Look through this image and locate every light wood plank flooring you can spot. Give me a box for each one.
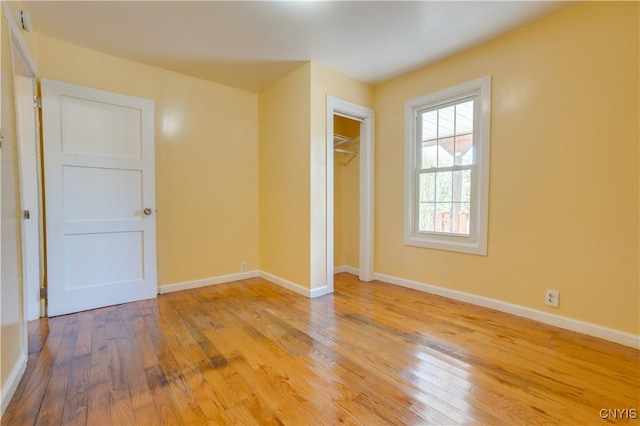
[3,273,639,425]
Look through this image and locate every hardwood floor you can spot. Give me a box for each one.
[3,273,639,425]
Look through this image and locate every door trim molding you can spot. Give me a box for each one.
[0,354,26,415]
[14,75,41,321]
[1,3,38,416]
[4,3,37,77]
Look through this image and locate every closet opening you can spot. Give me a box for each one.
[325,96,374,293]
[333,115,361,276]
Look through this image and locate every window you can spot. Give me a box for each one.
[404,76,491,255]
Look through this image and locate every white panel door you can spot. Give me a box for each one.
[42,79,156,316]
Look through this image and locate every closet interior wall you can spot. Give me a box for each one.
[333,115,360,270]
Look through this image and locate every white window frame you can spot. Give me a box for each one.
[404,76,491,255]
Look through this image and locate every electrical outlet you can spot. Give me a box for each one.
[240,262,247,273]
[545,289,559,308]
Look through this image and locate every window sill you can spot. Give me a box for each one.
[404,234,487,256]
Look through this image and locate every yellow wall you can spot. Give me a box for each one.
[258,62,373,290]
[36,35,260,287]
[375,2,639,334]
[258,63,311,287]
[333,115,360,268]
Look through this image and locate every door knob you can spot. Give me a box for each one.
[143,208,153,216]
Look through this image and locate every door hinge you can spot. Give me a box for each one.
[34,96,42,109]
[23,210,30,220]
[40,287,47,299]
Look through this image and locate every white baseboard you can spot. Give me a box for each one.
[159,270,260,294]
[160,270,332,299]
[258,271,313,298]
[310,285,333,298]
[1,351,26,416]
[334,265,359,275]
[260,271,331,298]
[374,272,640,349]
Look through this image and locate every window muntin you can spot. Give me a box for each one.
[404,76,490,255]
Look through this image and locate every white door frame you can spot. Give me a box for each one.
[326,96,375,286]
[9,18,40,322]
[8,6,39,326]
[1,3,38,413]
[14,74,41,321]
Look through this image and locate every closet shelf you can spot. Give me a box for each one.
[334,148,359,155]
[333,134,359,156]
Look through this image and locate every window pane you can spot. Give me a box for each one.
[437,139,454,167]
[456,100,474,135]
[420,110,438,169]
[435,203,452,233]
[420,100,475,169]
[419,173,435,202]
[422,110,438,142]
[460,170,471,203]
[435,171,452,202]
[438,105,455,139]
[418,202,435,233]
[450,169,472,204]
[459,144,474,166]
[453,203,471,235]
[455,100,474,166]
[433,169,472,235]
[421,144,438,169]
[437,106,455,167]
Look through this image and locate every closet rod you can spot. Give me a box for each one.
[333,134,354,144]
[334,148,359,156]
[334,134,359,147]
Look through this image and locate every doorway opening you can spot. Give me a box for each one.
[326,96,374,292]
[333,115,360,275]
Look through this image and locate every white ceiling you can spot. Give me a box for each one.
[23,1,572,92]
